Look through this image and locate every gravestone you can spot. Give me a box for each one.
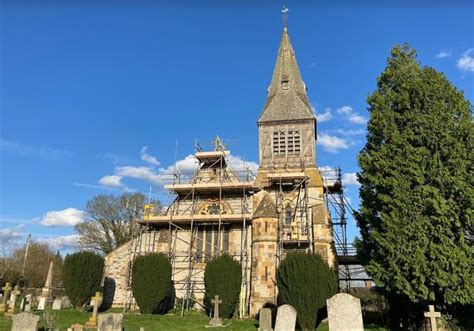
[259,307,272,331]
[275,304,297,331]
[61,296,71,308]
[0,282,12,313]
[97,313,124,331]
[424,305,441,331]
[52,298,62,310]
[19,297,26,311]
[327,293,363,331]
[85,291,103,328]
[5,285,21,317]
[209,295,223,326]
[37,297,47,310]
[24,294,32,312]
[71,324,84,331]
[11,312,40,331]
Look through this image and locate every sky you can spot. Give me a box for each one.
[1,0,473,253]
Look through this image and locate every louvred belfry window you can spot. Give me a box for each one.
[287,130,300,155]
[273,130,286,155]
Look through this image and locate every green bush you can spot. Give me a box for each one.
[204,254,242,318]
[131,253,172,314]
[63,251,104,309]
[276,252,338,331]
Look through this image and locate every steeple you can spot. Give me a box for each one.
[258,27,315,124]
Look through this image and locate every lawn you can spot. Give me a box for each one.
[0,309,387,330]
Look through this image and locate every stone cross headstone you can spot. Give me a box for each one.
[85,291,103,328]
[11,312,40,331]
[0,282,12,312]
[52,298,62,310]
[259,307,272,331]
[275,304,297,331]
[424,305,441,331]
[97,313,124,331]
[5,285,21,317]
[327,293,364,331]
[209,295,223,326]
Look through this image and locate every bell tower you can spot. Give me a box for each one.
[251,24,336,317]
[257,26,317,170]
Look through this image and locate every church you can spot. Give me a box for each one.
[103,25,336,317]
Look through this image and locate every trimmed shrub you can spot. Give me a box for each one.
[131,253,172,314]
[204,254,242,318]
[63,251,104,309]
[276,252,338,331]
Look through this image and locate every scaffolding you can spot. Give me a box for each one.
[320,167,372,290]
[125,138,255,317]
[267,164,314,265]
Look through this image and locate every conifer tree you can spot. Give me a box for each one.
[357,45,473,319]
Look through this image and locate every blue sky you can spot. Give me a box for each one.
[1,1,473,252]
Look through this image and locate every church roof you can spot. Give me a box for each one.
[258,28,315,124]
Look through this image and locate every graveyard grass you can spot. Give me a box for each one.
[0,309,388,330]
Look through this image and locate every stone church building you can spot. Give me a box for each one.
[104,26,336,317]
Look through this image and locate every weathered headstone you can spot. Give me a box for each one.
[327,293,364,331]
[275,304,297,331]
[71,324,84,331]
[37,297,47,310]
[0,282,12,313]
[259,307,272,331]
[23,294,32,312]
[209,295,223,326]
[61,296,71,308]
[424,305,441,331]
[5,285,21,317]
[52,298,62,310]
[97,313,124,331]
[11,312,40,331]
[85,291,103,328]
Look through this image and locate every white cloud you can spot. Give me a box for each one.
[0,139,72,160]
[342,172,360,186]
[227,154,259,176]
[347,113,367,124]
[315,108,333,123]
[436,50,452,59]
[335,106,367,124]
[100,152,258,188]
[335,128,365,136]
[0,227,23,239]
[457,48,474,72]
[98,175,127,189]
[140,146,160,166]
[336,105,354,115]
[39,234,79,251]
[116,166,163,185]
[317,133,350,153]
[41,208,85,227]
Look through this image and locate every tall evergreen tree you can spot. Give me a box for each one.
[356,45,473,312]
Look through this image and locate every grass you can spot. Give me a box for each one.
[0,309,388,330]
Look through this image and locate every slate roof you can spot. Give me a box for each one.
[258,28,315,124]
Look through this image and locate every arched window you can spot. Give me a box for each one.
[284,205,292,226]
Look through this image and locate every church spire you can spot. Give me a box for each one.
[258,25,314,124]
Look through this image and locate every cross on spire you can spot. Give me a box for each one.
[281,6,289,29]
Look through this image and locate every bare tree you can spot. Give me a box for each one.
[0,233,18,281]
[75,192,160,254]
